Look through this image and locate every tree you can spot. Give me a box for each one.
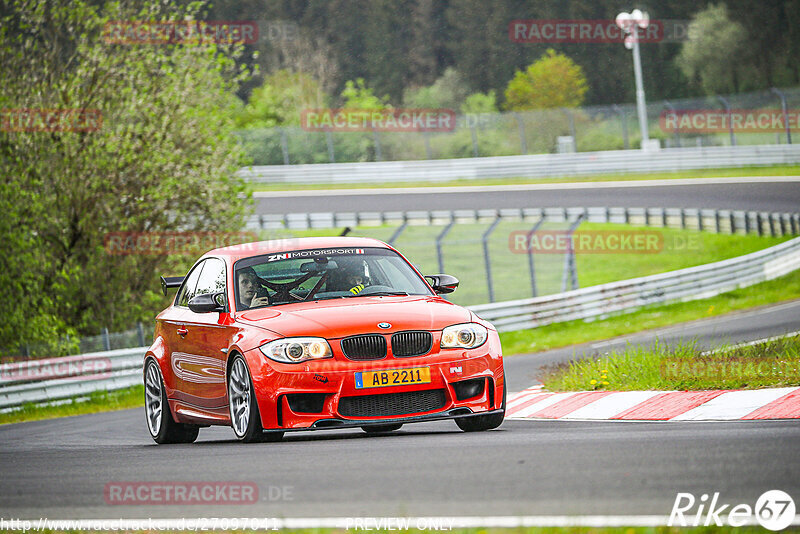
[341,79,391,109]
[676,4,751,94]
[403,68,471,110]
[236,70,327,128]
[0,0,251,353]
[503,49,588,111]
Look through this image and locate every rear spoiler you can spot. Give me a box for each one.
[160,276,185,296]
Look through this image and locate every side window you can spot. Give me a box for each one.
[194,258,226,298]
[176,261,205,307]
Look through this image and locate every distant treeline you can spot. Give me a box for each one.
[205,0,800,106]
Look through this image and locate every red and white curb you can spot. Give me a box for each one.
[506,385,800,421]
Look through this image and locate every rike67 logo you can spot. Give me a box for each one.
[669,490,796,530]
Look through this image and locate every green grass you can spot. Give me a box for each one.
[0,384,143,425]
[499,268,800,357]
[246,164,800,192]
[270,222,792,307]
[541,335,800,392]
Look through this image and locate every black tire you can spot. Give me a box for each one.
[455,380,506,432]
[361,423,403,433]
[144,359,199,444]
[228,354,284,443]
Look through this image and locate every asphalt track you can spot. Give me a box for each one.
[1,300,799,520]
[254,176,800,215]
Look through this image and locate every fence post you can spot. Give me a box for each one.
[482,217,502,302]
[613,105,629,149]
[563,108,577,152]
[561,214,584,292]
[729,211,737,234]
[423,132,433,159]
[680,208,686,229]
[435,219,456,273]
[756,213,764,236]
[137,322,146,347]
[527,218,546,297]
[102,327,111,351]
[514,112,528,154]
[663,100,680,148]
[372,128,382,161]
[714,210,721,233]
[769,213,777,237]
[717,96,736,146]
[470,124,479,157]
[771,88,792,144]
[280,128,290,165]
[325,130,335,162]
[388,216,408,246]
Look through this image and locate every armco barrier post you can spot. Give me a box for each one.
[103,327,111,351]
[482,217,502,302]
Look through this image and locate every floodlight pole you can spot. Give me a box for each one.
[630,29,649,144]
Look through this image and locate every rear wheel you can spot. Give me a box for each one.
[228,355,283,443]
[455,380,505,432]
[144,359,199,444]
[361,423,403,433]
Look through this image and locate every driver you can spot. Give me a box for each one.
[329,259,369,295]
[238,267,270,309]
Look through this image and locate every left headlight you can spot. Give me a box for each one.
[440,323,488,349]
[259,337,333,364]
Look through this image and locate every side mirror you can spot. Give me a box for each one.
[188,292,226,313]
[425,274,459,294]
[160,275,185,296]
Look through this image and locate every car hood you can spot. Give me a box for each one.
[234,295,471,339]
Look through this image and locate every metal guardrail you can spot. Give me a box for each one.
[470,235,800,332]
[0,347,143,410]
[3,209,800,410]
[247,206,800,236]
[238,144,800,184]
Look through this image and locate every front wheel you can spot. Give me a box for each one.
[455,380,505,432]
[144,359,199,444]
[228,355,283,443]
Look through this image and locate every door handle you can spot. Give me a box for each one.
[177,327,189,337]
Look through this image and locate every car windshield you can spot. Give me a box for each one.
[234,247,432,310]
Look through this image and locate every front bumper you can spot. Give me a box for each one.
[244,334,504,431]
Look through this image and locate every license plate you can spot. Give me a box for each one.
[355,367,431,389]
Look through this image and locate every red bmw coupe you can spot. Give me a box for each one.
[145,237,505,443]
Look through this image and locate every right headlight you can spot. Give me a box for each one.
[440,323,488,349]
[259,337,333,363]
